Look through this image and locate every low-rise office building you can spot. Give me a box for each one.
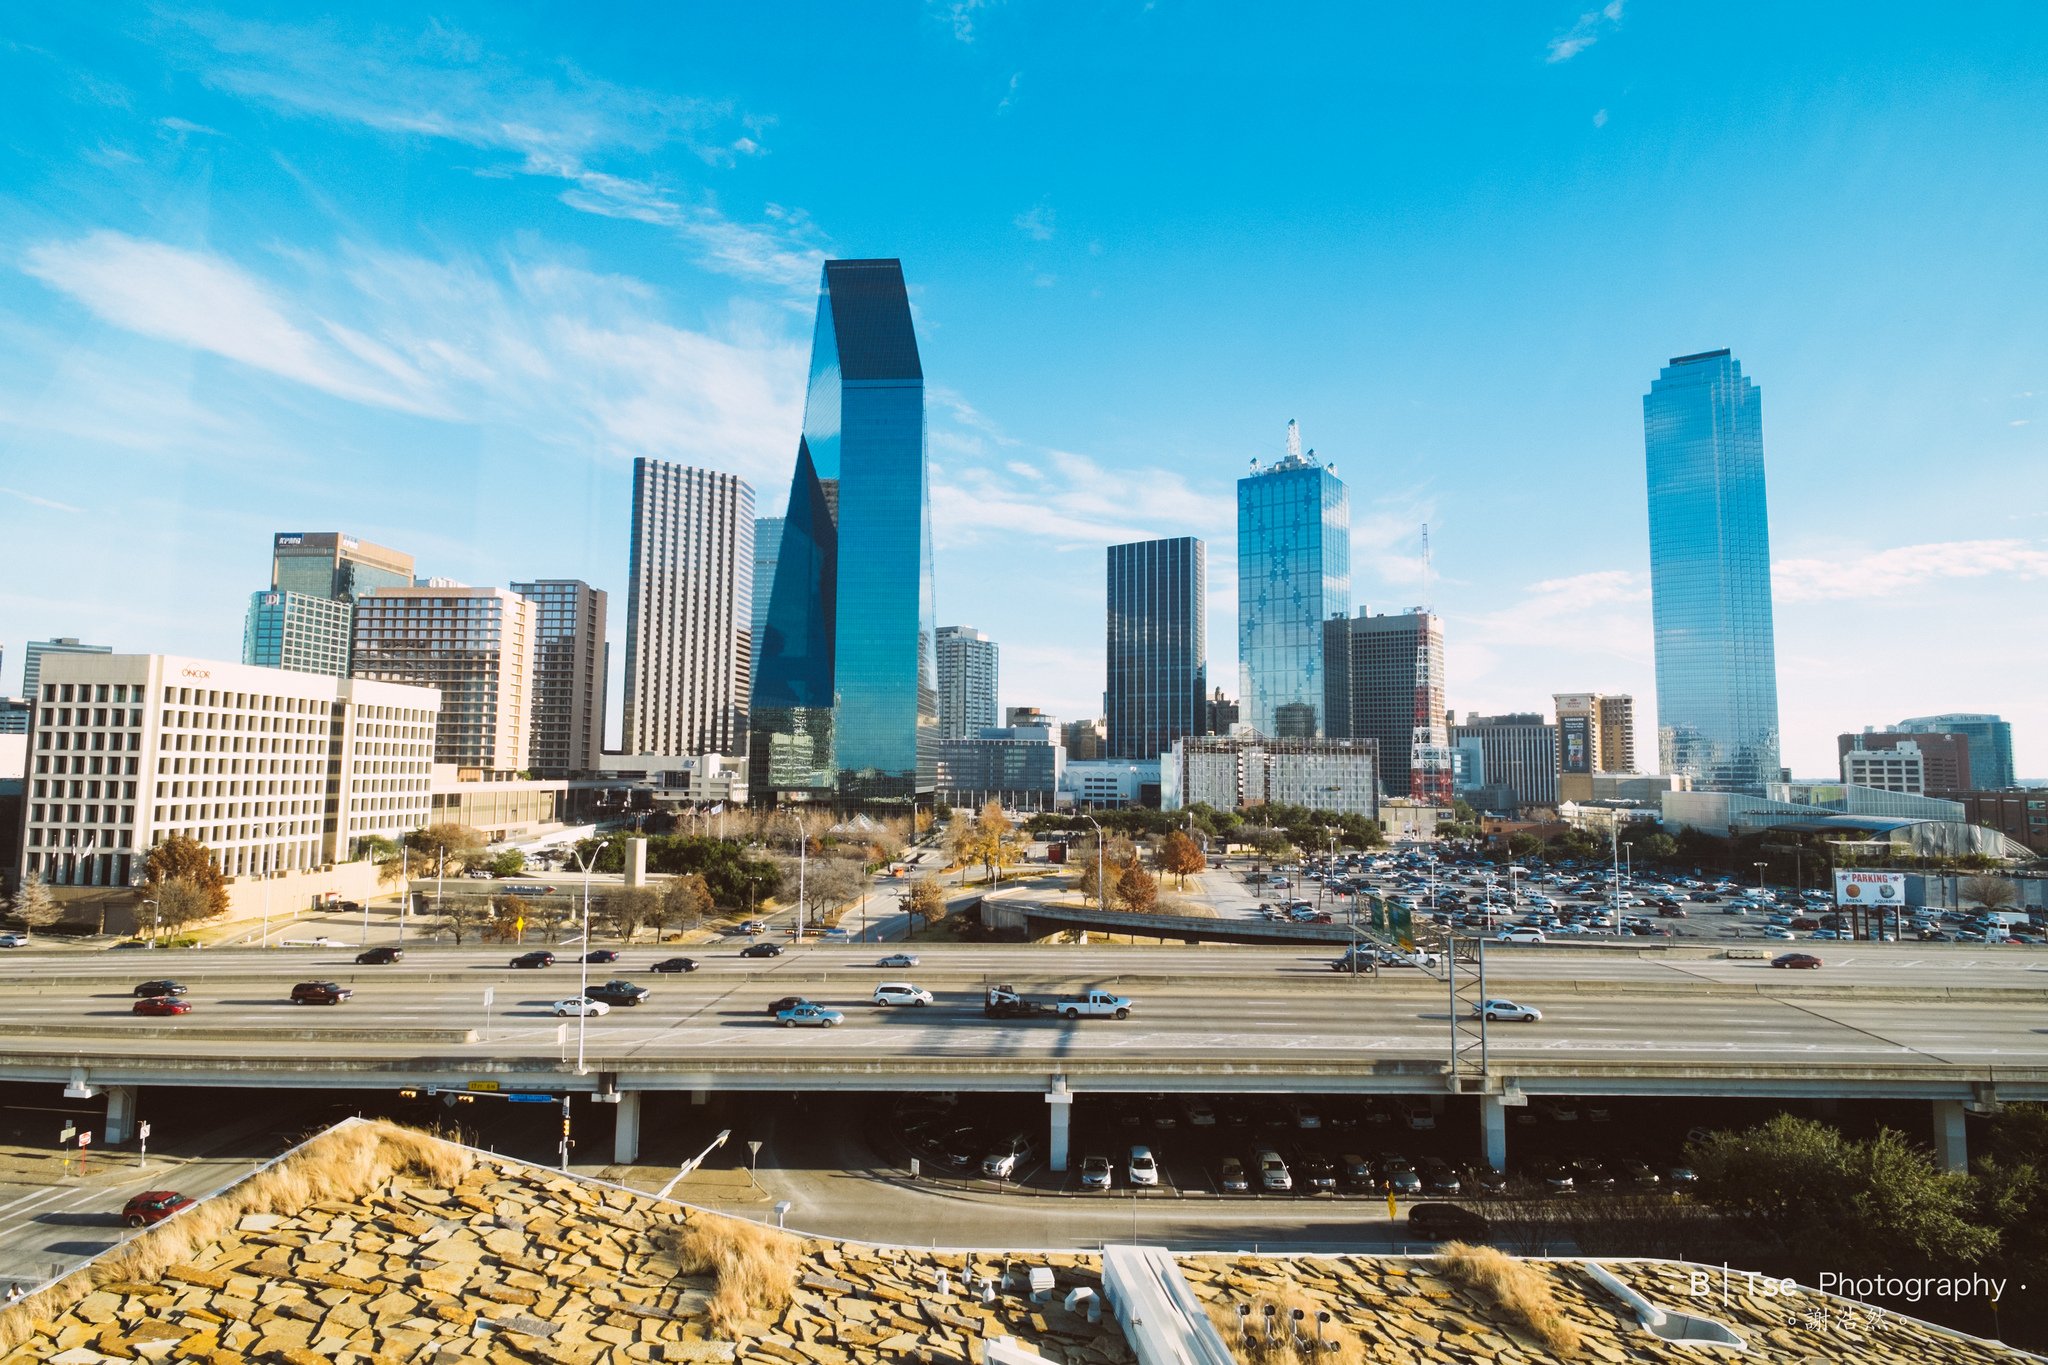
[1058,758,1158,809]
[936,726,1063,810]
[1161,736,1379,818]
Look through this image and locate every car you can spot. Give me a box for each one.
[1079,1154,1114,1190]
[1340,1153,1376,1189]
[1183,1098,1217,1127]
[872,982,934,1007]
[1464,1164,1511,1196]
[982,1134,1038,1179]
[1571,1157,1617,1191]
[1763,925,1795,940]
[1394,1097,1437,1131]
[355,945,404,964]
[132,980,187,998]
[133,996,192,1016]
[740,919,769,934]
[1666,1165,1699,1187]
[1127,1146,1161,1187]
[1771,952,1823,970]
[1418,1157,1463,1194]
[583,949,621,964]
[877,952,921,968]
[509,951,555,969]
[586,980,651,1006]
[553,998,610,1017]
[777,1003,844,1028]
[766,994,814,1016]
[1614,1157,1662,1187]
[1408,1202,1491,1242]
[0,933,28,948]
[741,942,785,959]
[1292,1103,1322,1130]
[1256,1147,1293,1191]
[1496,927,1546,944]
[290,981,351,1006]
[1377,1154,1423,1194]
[1474,998,1543,1023]
[1218,1156,1251,1192]
[1526,1160,1576,1192]
[121,1191,195,1227]
[652,956,700,973]
[1535,1098,1579,1123]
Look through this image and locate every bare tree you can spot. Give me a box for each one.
[659,874,713,938]
[437,899,493,946]
[903,875,946,935]
[1962,875,2019,911]
[152,877,217,937]
[605,887,661,943]
[8,873,62,932]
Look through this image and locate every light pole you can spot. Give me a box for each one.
[1082,813,1105,910]
[566,844,598,1075]
[788,811,808,941]
[1753,860,1768,896]
[141,899,159,948]
[1623,842,1634,892]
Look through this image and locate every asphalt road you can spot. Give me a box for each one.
[0,941,2041,1069]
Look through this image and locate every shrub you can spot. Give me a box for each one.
[1434,1242,1582,1354]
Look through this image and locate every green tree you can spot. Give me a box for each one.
[141,835,230,923]
[1505,832,1545,861]
[1114,863,1159,914]
[408,823,488,873]
[7,872,62,931]
[659,873,714,938]
[1157,830,1206,889]
[490,894,533,943]
[489,849,527,878]
[151,877,216,937]
[1634,831,1679,863]
[1962,875,2019,910]
[1688,1114,1996,1269]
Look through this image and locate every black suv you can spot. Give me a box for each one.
[356,946,403,965]
[509,951,556,969]
[132,980,187,998]
[290,981,351,1006]
[585,979,650,1006]
[740,942,784,959]
[1408,1203,1491,1241]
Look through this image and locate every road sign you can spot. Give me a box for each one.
[505,1094,555,1104]
[484,987,495,1007]
[138,1122,151,1141]
[58,1124,74,1144]
[78,1131,91,1149]
[467,1080,500,1092]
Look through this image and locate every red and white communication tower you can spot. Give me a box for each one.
[1408,524,1455,805]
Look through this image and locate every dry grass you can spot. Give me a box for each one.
[655,1211,804,1336]
[1204,1294,1366,1364]
[1434,1241,1583,1355]
[0,1118,471,1354]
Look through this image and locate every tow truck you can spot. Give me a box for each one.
[984,984,1133,1020]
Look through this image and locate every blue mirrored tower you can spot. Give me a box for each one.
[1238,421,1350,738]
[752,260,938,802]
[1644,349,1781,793]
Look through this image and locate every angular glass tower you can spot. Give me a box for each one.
[1106,537,1207,760]
[1238,421,1350,738]
[1644,349,1781,793]
[751,260,938,802]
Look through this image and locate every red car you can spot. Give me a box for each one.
[1770,952,1823,970]
[133,997,193,1016]
[122,1191,194,1227]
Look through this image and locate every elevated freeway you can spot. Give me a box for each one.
[2,941,2040,1173]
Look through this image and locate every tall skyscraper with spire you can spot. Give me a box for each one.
[751,259,938,801]
[1644,349,1781,793]
[1238,420,1350,739]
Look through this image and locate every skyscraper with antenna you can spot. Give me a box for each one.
[1237,419,1350,739]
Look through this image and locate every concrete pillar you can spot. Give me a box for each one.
[1479,1095,1507,1173]
[613,1092,642,1165]
[625,837,649,889]
[1046,1085,1074,1173]
[1932,1099,1968,1174]
[690,1089,708,1106]
[103,1086,137,1146]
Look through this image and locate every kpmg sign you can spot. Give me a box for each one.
[274,533,306,547]
[1560,715,1593,774]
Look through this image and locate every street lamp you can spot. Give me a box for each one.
[1082,813,1106,910]
[141,898,159,948]
[1753,860,1768,895]
[1623,841,1634,890]
[788,810,808,941]
[565,843,599,1075]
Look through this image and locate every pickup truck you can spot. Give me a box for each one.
[984,984,1133,1020]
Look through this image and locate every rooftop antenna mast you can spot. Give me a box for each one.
[1420,522,1434,612]
[1285,418,1301,459]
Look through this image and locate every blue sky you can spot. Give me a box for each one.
[1,2,2044,778]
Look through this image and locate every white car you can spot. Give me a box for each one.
[1497,927,1546,944]
[877,952,921,968]
[553,998,610,1017]
[872,982,933,1007]
[1763,925,1794,940]
[1475,998,1543,1023]
[1127,1146,1160,1187]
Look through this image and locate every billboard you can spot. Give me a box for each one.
[1560,716,1592,774]
[1834,870,1906,908]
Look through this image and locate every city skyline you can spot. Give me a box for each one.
[2,7,2045,779]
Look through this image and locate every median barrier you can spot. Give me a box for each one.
[0,1023,480,1044]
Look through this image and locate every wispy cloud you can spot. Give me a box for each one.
[933,0,997,43]
[1013,201,1055,241]
[161,13,823,291]
[21,231,438,414]
[0,486,83,513]
[1546,0,1625,63]
[1592,108,1609,127]
[157,116,221,137]
[997,72,1022,113]
[1775,539,2048,603]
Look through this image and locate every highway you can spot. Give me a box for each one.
[0,942,2043,1084]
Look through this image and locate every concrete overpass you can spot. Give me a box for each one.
[2,942,2041,1176]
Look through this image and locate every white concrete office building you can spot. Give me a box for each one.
[16,654,438,888]
[623,459,755,758]
[1162,735,1381,818]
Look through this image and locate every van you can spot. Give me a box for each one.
[1394,1097,1437,1131]
[1254,1147,1292,1191]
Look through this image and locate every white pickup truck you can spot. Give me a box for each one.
[1055,989,1133,1020]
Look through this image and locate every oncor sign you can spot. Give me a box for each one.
[178,668,212,680]
[1834,870,1906,907]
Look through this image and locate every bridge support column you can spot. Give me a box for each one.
[104,1086,137,1146]
[1046,1081,1073,1173]
[690,1090,708,1106]
[614,1092,642,1165]
[1932,1099,1967,1174]
[1479,1095,1507,1173]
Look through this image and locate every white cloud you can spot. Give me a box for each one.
[933,0,997,43]
[157,116,221,137]
[1547,0,1625,63]
[1014,202,1055,241]
[1592,108,1609,127]
[997,72,1022,113]
[21,232,437,414]
[1774,539,2048,603]
[0,486,83,513]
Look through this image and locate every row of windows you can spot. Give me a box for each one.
[36,755,138,776]
[40,683,136,703]
[33,779,136,799]
[30,805,135,826]
[39,731,140,752]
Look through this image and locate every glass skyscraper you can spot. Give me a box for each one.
[1644,349,1781,793]
[751,259,938,802]
[1106,537,1207,761]
[1238,421,1349,739]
